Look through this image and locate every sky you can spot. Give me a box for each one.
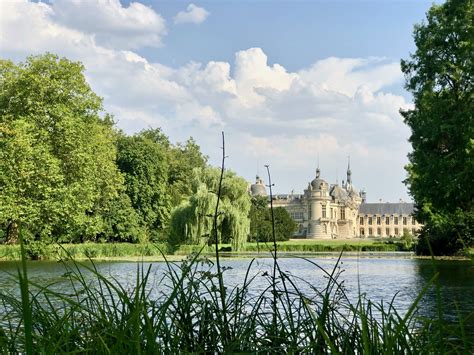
[0,0,437,202]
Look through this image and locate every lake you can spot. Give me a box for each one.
[1,255,473,338]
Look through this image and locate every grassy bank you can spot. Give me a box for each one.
[0,238,412,261]
[0,242,170,261]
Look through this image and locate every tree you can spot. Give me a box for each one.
[249,196,297,243]
[168,137,208,207]
[140,129,208,208]
[169,167,251,251]
[401,0,474,255]
[0,54,127,243]
[116,130,171,241]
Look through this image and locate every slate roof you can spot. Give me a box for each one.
[358,203,415,215]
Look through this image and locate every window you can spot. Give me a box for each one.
[291,212,304,220]
[403,217,407,225]
[341,208,346,220]
[308,205,311,219]
[330,208,333,219]
[377,217,381,225]
[412,228,416,235]
[386,228,390,236]
[359,217,364,225]
[394,217,398,225]
[360,228,365,236]
[324,224,327,233]
[377,228,381,236]
[368,228,373,236]
[412,217,416,225]
[385,217,390,225]
[368,217,372,225]
[394,228,399,236]
[322,205,327,218]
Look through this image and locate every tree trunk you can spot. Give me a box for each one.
[5,220,19,244]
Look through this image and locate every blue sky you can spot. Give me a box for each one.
[136,1,428,71]
[1,0,438,202]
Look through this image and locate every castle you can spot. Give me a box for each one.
[250,163,422,239]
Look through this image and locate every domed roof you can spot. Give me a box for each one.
[310,168,328,190]
[330,184,348,201]
[250,176,267,196]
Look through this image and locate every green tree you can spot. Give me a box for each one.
[168,137,208,207]
[116,130,171,241]
[169,167,251,251]
[401,0,474,255]
[0,54,127,243]
[249,196,297,243]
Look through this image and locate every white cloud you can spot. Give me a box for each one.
[0,0,412,201]
[174,4,209,25]
[51,0,166,49]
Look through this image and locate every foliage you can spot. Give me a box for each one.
[249,196,297,242]
[0,54,128,243]
[116,131,171,240]
[169,167,251,251]
[401,0,474,255]
[167,137,208,207]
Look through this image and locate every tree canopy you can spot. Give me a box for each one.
[249,196,297,243]
[0,54,127,243]
[401,0,473,254]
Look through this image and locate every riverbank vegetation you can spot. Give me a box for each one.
[0,238,417,261]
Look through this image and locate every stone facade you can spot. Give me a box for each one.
[249,165,422,239]
[358,203,422,237]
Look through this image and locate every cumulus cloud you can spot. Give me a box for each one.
[50,0,166,49]
[174,4,210,25]
[0,0,412,201]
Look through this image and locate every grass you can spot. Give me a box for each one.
[0,238,411,261]
[0,242,171,261]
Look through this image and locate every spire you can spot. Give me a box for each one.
[316,153,320,178]
[346,155,352,185]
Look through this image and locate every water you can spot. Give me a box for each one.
[1,255,473,337]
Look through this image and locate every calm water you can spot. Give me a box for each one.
[1,255,473,336]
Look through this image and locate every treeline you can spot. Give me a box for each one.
[0,54,295,250]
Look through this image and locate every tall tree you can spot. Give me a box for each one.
[0,54,126,243]
[168,137,208,207]
[401,0,473,254]
[169,167,251,251]
[116,130,171,241]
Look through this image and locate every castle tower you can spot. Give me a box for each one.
[304,167,331,239]
[250,175,267,196]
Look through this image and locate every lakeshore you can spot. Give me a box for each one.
[1,239,472,262]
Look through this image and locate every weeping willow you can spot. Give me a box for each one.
[169,167,251,251]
